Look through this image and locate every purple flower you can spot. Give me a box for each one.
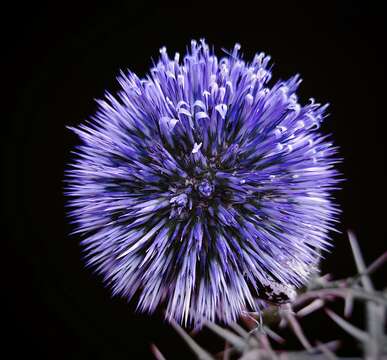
[66,40,340,326]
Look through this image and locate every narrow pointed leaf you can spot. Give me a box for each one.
[171,320,214,360]
[325,308,370,343]
[150,344,167,360]
[205,321,246,351]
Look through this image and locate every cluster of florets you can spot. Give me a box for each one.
[66,40,340,326]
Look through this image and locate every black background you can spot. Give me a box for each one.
[3,1,386,359]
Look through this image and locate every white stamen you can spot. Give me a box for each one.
[192,142,202,154]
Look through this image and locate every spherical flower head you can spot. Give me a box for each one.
[66,40,341,327]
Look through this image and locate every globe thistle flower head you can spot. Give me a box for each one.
[66,40,340,327]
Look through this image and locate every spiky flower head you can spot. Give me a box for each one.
[66,40,340,326]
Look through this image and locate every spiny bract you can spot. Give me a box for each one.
[66,40,340,326]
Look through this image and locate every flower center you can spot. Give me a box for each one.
[169,177,217,220]
[198,179,214,198]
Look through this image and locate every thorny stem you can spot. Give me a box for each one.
[167,231,386,360]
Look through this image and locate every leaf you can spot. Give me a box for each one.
[229,323,249,338]
[170,320,214,360]
[150,344,167,360]
[293,287,387,307]
[325,308,370,343]
[348,231,384,359]
[262,326,285,344]
[364,251,387,277]
[348,230,373,291]
[257,333,278,360]
[315,340,338,360]
[238,349,262,360]
[343,293,354,318]
[205,321,246,352]
[222,341,230,360]
[296,299,324,318]
[283,311,313,351]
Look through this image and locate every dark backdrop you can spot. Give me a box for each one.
[3,1,386,359]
